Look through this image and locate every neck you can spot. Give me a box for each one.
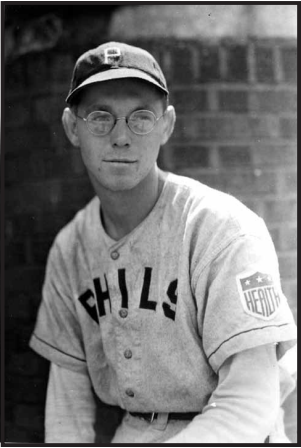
[91,167,165,241]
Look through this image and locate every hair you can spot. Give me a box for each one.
[161,93,169,112]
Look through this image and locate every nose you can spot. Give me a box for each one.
[110,117,131,148]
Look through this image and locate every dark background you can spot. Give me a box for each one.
[4,4,297,443]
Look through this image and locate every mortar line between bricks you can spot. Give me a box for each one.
[237,194,297,201]
[173,167,296,175]
[218,194,296,202]
[6,176,90,188]
[247,40,256,84]
[163,83,297,92]
[273,45,283,84]
[170,85,296,93]
[5,83,297,104]
[264,222,297,230]
[277,250,297,257]
[173,165,297,173]
[175,111,297,118]
[171,139,297,146]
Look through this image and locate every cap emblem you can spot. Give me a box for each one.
[104,47,121,66]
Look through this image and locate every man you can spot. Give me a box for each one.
[29,41,297,443]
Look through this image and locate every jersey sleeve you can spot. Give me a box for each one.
[164,344,280,443]
[195,225,297,373]
[29,241,88,374]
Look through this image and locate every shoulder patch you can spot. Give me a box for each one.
[236,270,282,320]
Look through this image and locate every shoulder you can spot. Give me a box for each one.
[164,172,271,275]
[165,172,264,236]
[51,196,100,262]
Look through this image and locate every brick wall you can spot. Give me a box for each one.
[5,38,297,442]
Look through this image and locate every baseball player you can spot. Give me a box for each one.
[29,42,297,443]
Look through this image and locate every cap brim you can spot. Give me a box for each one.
[66,67,168,103]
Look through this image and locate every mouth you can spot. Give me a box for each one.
[104,159,137,164]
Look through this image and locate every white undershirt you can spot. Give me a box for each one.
[45,343,293,443]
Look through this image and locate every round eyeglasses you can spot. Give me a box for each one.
[76,109,165,136]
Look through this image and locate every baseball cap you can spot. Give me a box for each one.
[66,41,169,104]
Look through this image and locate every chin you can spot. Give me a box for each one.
[89,166,153,194]
[103,177,141,193]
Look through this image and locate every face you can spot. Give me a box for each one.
[70,79,171,193]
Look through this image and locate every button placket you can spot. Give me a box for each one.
[110,242,142,406]
[115,321,140,405]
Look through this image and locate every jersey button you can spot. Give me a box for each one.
[119,309,128,318]
[124,349,132,359]
[111,251,120,260]
[125,388,134,397]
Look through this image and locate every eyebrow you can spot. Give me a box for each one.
[84,103,158,115]
[84,104,110,113]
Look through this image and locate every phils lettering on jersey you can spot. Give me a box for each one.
[78,267,178,323]
[236,270,282,320]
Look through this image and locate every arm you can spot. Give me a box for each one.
[165,343,280,443]
[45,363,97,443]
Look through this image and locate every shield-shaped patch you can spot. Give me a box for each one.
[236,270,282,320]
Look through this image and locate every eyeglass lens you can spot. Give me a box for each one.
[86,110,157,135]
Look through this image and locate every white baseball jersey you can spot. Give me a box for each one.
[30,172,296,414]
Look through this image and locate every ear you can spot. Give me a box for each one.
[160,105,176,146]
[62,107,80,147]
